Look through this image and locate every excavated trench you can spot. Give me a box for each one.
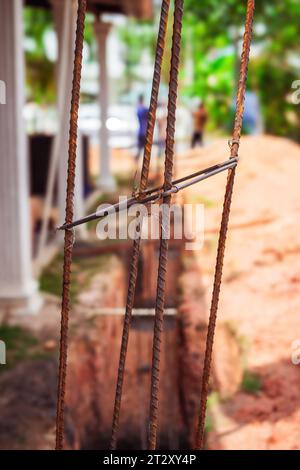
[0,235,241,449]
[64,237,209,450]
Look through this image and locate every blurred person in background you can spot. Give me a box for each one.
[135,94,149,161]
[191,101,208,148]
[242,90,263,135]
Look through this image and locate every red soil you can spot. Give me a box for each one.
[180,135,300,450]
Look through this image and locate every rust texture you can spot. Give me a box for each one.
[55,0,87,451]
[148,0,184,451]
[194,0,255,450]
[110,0,171,451]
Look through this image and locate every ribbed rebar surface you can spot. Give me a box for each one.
[109,0,171,451]
[194,0,255,450]
[148,0,184,451]
[55,0,87,451]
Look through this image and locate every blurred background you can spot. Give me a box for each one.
[1,0,300,450]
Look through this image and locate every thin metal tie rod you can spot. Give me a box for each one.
[58,157,238,231]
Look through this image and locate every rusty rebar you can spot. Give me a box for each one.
[194,0,255,450]
[55,0,87,451]
[148,0,184,451]
[109,0,171,451]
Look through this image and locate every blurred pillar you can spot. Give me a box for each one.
[94,19,116,192]
[51,0,86,236]
[0,0,41,314]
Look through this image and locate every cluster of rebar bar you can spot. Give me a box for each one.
[55,0,255,451]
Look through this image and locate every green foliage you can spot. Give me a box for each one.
[117,19,157,92]
[241,370,262,394]
[40,253,111,302]
[39,255,64,298]
[114,172,134,189]
[24,7,55,103]
[204,413,214,435]
[24,8,95,104]
[0,324,57,372]
[0,325,39,371]
[204,392,219,437]
[23,1,300,138]
[184,0,300,138]
[24,7,53,58]
[207,391,220,408]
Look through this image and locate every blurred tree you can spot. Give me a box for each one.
[184,0,300,138]
[117,20,157,93]
[23,1,300,139]
[24,7,55,104]
[24,7,95,105]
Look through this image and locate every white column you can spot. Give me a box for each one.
[0,0,41,314]
[94,19,116,192]
[52,0,86,236]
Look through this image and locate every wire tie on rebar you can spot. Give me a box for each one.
[151,190,164,203]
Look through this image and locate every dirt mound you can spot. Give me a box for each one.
[180,135,300,450]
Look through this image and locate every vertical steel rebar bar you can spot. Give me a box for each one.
[110,0,171,451]
[194,0,255,450]
[148,0,184,451]
[55,0,87,451]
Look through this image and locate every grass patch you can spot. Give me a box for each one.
[87,193,119,231]
[204,392,220,434]
[115,172,134,190]
[39,254,64,298]
[39,253,111,302]
[241,370,262,394]
[0,324,54,372]
[187,194,216,208]
[204,413,214,434]
[207,391,220,408]
[90,192,113,211]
